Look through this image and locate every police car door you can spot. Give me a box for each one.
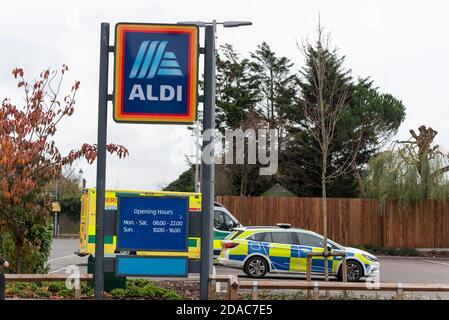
[268,231,295,272]
[297,232,332,274]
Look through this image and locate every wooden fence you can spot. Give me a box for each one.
[209,275,449,300]
[215,196,449,248]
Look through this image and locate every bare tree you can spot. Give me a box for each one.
[298,21,356,281]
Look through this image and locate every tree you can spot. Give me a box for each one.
[44,166,83,200]
[163,165,196,192]
[336,79,405,196]
[282,45,405,199]
[249,42,298,143]
[364,125,449,204]
[295,23,353,282]
[0,66,128,272]
[215,43,297,196]
[171,37,405,198]
[216,44,259,133]
[44,167,85,236]
[215,45,261,196]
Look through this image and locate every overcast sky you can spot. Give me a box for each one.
[1,1,448,190]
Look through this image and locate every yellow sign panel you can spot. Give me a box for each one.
[51,202,61,212]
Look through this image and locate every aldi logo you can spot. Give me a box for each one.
[128,41,183,79]
[114,23,198,124]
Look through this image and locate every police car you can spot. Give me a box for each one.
[217,225,379,281]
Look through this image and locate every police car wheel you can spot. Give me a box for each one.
[244,256,268,278]
[339,260,363,282]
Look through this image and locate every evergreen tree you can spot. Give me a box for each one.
[249,42,298,143]
[216,44,259,133]
[215,43,298,196]
[282,36,405,197]
[167,38,405,198]
[163,166,196,193]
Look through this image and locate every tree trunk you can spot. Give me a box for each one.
[420,157,431,198]
[240,139,249,196]
[322,156,329,282]
[240,162,248,196]
[15,238,24,274]
[352,132,366,197]
[353,163,366,197]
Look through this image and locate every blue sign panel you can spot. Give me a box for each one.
[116,256,188,277]
[116,196,188,251]
[114,23,198,124]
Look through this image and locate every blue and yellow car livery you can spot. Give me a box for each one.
[217,226,380,281]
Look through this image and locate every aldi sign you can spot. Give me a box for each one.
[114,23,198,124]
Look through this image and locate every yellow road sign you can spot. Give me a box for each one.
[51,202,61,212]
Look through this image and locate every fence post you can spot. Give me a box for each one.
[306,256,312,282]
[324,254,329,298]
[306,255,312,298]
[340,254,348,297]
[226,275,239,300]
[230,275,239,300]
[209,279,217,300]
[395,283,404,300]
[312,281,320,300]
[226,275,232,300]
[252,281,258,300]
[74,287,81,299]
[342,255,347,282]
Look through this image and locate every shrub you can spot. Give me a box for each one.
[398,247,420,256]
[7,284,26,297]
[58,288,74,298]
[161,291,182,300]
[110,279,182,300]
[81,282,94,296]
[0,222,52,273]
[130,279,151,287]
[35,288,52,298]
[5,279,182,300]
[12,282,28,290]
[111,288,127,298]
[359,244,420,256]
[48,282,68,293]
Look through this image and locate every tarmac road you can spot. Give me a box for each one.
[48,238,88,274]
[49,238,449,299]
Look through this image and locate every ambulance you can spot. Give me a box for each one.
[78,188,242,258]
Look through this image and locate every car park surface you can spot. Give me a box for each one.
[50,238,449,299]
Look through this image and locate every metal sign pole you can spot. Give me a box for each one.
[199,25,216,300]
[94,22,110,300]
[54,212,57,237]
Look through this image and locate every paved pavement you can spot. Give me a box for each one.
[48,238,88,274]
[49,238,449,299]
